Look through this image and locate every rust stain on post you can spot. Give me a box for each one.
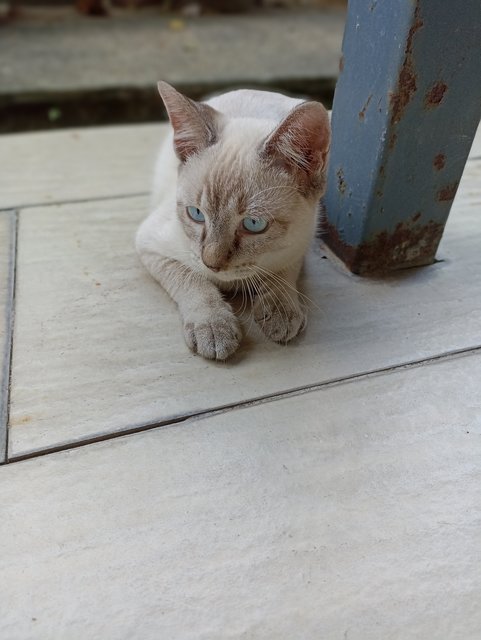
[433,153,446,170]
[322,218,444,275]
[389,4,424,126]
[321,221,356,268]
[358,94,373,121]
[424,82,448,108]
[388,132,398,150]
[437,181,459,201]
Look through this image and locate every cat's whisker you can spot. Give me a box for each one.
[253,264,320,312]
[244,278,259,338]
[173,264,200,296]
[227,279,240,303]
[241,282,249,314]
[260,273,296,322]
[263,267,318,309]
[239,279,249,318]
[254,265,324,325]
[245,276,259,335]
[246,269,266,335]
[251,268,289,335]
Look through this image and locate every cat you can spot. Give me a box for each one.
[136,81,330,360]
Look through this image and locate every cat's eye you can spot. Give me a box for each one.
[242,217,268,233]
[186,206,205,223]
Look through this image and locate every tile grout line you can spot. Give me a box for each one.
[0,191,149,213]
[1,210,18,463]
[5,341,481,465]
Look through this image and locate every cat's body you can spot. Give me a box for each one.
[136,83,330,360]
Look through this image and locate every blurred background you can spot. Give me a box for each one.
[0,0,347,133]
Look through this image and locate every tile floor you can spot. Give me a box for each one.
[0,122,480,639]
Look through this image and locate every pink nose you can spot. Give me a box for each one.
[202,245,229,272]
[203,261,221,273]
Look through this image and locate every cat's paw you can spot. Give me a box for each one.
[183,308,242,360]
[253,299,307,344]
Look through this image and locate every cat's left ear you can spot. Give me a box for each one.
[158,81,221,163]
[262,101,330,188]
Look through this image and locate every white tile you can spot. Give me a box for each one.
[0,212,15,462]
[8,158,481,456]
[1,353,481,639]
[0,123,166,209]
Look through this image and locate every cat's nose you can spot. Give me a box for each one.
[201,246,228,272]
[202,260,221,273]
[201,243,230,273]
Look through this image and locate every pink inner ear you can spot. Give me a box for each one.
[157,81,219,162]
[264,102,331,179]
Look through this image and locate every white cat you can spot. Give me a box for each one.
[136,82,330,360]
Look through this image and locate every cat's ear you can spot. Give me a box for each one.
[157,81,221,162]
[262,101,330,187]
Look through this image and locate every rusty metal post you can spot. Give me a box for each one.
[322,0,481,275]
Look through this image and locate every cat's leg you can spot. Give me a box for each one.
[140,252,241,360]
[253,260,307,344]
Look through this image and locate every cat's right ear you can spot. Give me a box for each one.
[262,101,330,191]
[158,81,221,163]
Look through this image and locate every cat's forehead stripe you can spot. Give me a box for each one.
[203,158,249,215]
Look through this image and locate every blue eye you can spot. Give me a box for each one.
[242,217,268,233]
[186,206,205,223]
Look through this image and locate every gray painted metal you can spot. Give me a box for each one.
[323,0,481,274]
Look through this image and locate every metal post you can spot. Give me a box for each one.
[323,0,481,275]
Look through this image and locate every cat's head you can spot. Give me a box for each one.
[158,81,330,282]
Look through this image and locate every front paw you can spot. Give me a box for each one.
[183,308,242,360]
[253,299,307,344]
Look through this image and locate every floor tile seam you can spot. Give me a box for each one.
[4,341,481,466]
[0,190,149,212]
[1,210,18,463]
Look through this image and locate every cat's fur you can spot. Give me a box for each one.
[136,82,330,360]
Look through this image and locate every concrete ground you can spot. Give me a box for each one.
[0,122,480,637]
[0,6,344,132]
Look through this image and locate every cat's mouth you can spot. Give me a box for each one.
[200,263,254,283]
[209,268,252,282]
[194,254,255,282]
